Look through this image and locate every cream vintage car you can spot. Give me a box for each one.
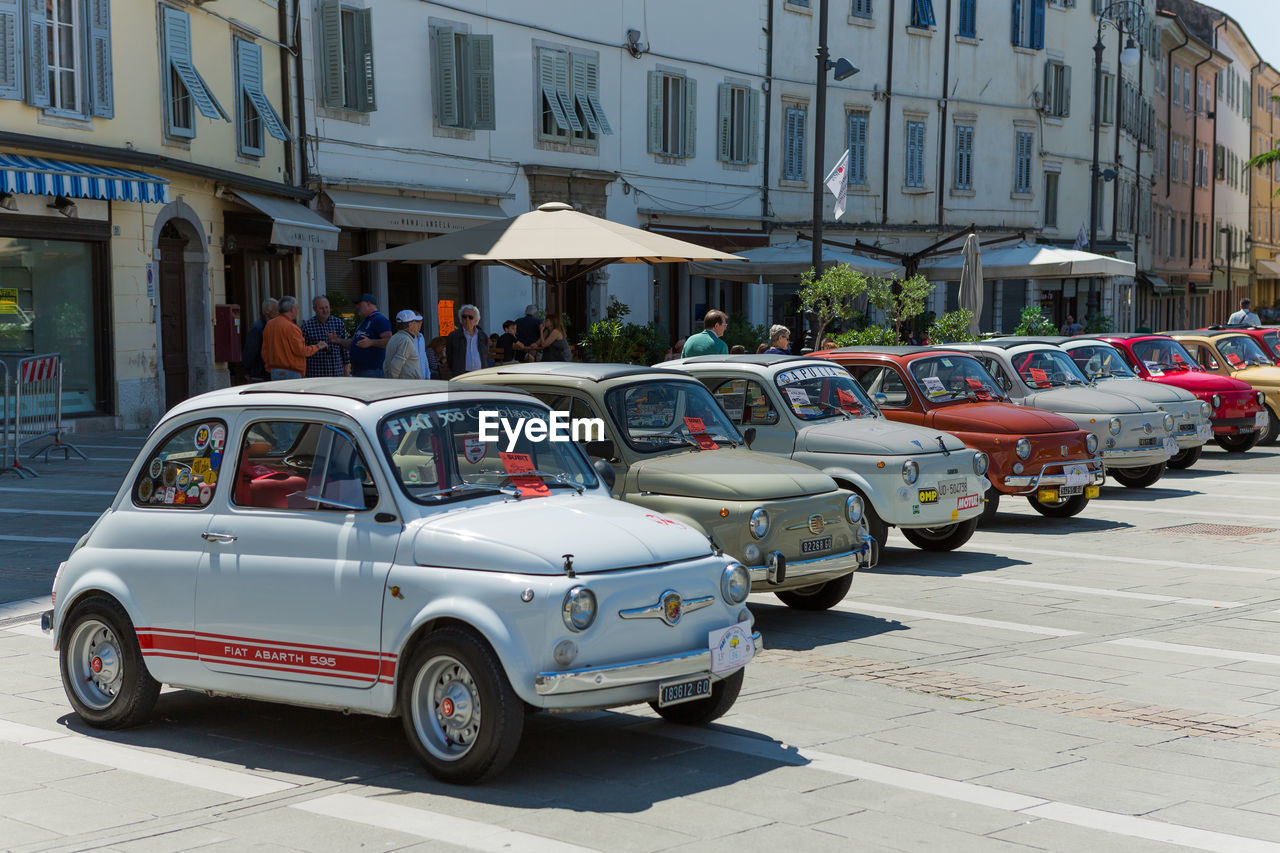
[42,380,759,783]
[464,363,875,611]
[660,355,990,552]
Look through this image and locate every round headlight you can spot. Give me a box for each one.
[1015,438,1032,459]
[902,459,919,485]
[749,507,770,540]
[1210,393,1222,409]
[721,563,751,604]
[1257,391,1266,406]
[844,493,864,524]
[1086,433,1099,454]
[1108,417,1122,436]
[1163,413,1174,433]
[1200,401,1210,418]
[561,586,597,632]
[973,452,989,476]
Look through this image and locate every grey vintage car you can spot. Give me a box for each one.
[661,355,990,552]
[463,363,875,611]
[946,340,1178,488]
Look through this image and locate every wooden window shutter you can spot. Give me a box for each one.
[542,49,570,131]
[682,77,696,157]
[353,8,375,111]
[23,0,48,107]
[87,0,112,117]
[553,51,581,132]
[318,0,343,108]
[746,87,760,164]
[646,71,663,154]
[0,0,24,100]
[570,53,600,134]
[433,27,459,126]
[584,57,610,134]
[716,83,732,162]
[1062,65,1070,116]
[468,34,495,130]
[238,37,287,141]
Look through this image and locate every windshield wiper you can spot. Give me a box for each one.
[815,401,854,419]
[414,481,521,499]
[502,470,587,493]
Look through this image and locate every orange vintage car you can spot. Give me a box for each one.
[812,346,1102,520]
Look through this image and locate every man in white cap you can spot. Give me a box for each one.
[383,310,422,379]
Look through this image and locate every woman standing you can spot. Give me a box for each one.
[534,314,573,361]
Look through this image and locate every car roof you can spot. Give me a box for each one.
[1162,330,1217,338]
[824,345,936,356]
[673,354,812,368]
[963,338,1064,350]
[1205,324,1277,331]
[469,362,667,382]
[234,378,513,403]
[1074,332,1168,341]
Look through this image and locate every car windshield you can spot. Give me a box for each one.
[1011,349,1089,388]
[604,380,744,453]
[1262,331,1280,359]
[1217,334,1275,367]
[774,363,879,420]
[908,354,1008,403]
[1067,343,1137,379]
[379,401,597,503]
[1131,338,1201,373]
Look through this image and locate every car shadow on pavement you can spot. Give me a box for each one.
[745,603,907,652]
[975,514,1133,536]
[867,549,1031,577]
[1094,486,1199,501]
[1158,467,1235,479]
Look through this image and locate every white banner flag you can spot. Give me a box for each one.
[824,148,851,221]
[1073,222,1088,251]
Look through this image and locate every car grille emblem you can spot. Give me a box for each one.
[619,589,714,626]
[662,592,683,624]
[1143,422,1153,434]
[808,514,825,534]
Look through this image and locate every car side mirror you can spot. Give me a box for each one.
[592,458,616,491]
[873,392,888,405]
[742,427,757,448]
[583,439,615,460]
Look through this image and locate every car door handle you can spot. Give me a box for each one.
[201,532,237,543]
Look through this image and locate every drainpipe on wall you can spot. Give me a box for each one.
[1210,19,1225,303]
[1165,34,1190,199]
[1189,49,1212,326]
[762,0,774,224]
[880,0,896,225]
[935,0,953,227]
[277,0,294,186]
[1111,28,1122,243]
[293,0,309,188]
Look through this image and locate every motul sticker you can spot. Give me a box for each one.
[957,494,980,511]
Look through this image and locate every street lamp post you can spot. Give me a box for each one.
[1089,2,1145,254]
[1221,226,1232,304]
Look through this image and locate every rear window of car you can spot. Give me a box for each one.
[132,420,228,509]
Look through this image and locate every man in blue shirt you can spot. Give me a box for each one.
[681,310,730,357]
[330,293,392,377]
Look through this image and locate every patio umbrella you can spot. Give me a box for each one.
[354,201,743,315]
[687,239,905,281]
[957,233,983,337]
[917,242,1135,280]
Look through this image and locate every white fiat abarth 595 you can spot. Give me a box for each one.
[42,379,759,783]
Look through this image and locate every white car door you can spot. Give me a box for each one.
[705,376,796,455]
[195,415,400,689]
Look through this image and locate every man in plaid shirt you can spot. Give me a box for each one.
[301,296,351,377]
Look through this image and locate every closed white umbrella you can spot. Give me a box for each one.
[917,242,1136,279]
[958,233,983,337]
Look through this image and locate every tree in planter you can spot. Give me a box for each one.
[798,264,871,347]
[832,324,901,346]
[1014,305,1057,335]
[1084,313,1114,334]
[722,315,769,352]
[578,298,632,363]
[867,274,934,339]
[927,309,979,344]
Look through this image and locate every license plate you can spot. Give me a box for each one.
[1060,485,1084,496]
[1163,437,1177,456]
[1064,464,1089,487]
[658,675,711,707]
[802,535,832,554]
[918,488,938,503]
[938,478,968,497]
[1256,411,1268,429]
[1178,423,1195,433]
[1139,437,1159,447]
[1241,426,1256,434]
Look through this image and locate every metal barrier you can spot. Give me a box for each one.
[13,354,86,467]
[0,360,27,479]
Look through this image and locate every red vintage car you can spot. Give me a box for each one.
[1200,325,1280,360]
[1068,333,1263,453]
[812,346,1102,520]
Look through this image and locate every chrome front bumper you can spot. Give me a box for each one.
[746,534,874,591]
[1101,446,1172,466]
[534,631,762,696]
[41,610,53,633]
[1002,458,1104,492]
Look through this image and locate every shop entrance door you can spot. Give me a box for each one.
[158,224,189,409]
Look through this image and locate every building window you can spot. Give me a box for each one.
[161,5,227,138]
[783,104,806,180]
[1171,137,1180,182]
[234,38,288,157]
[953,124,973,189]
[904,119,925,188]
[431,28,495,131]
[1183,141,1189,184]
[46,0,81,112]
[1044,172,1059,227]
[847,110,868,185]
[648,71,695,158]
[958,0,976,37]
[851,0,873,18]
[537,47,610,142]
[317,0,375,112]
[717,84,759,164]
[1011,0,1044,49]
[1182,69,1190,111]
[1044,61,1070,117]
[910,0,936,27]
[1172,66,1181,107]
[1014,130,1033,194]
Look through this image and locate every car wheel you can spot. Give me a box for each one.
[900,517,979,552]
[775,572,853,611]
[1215,432,1260,453]
[1027,492,1090,518]
[399,627,524,784]
[979,490,1001,524]
[60,597,160,730]
[1166,445,1202,469]
[1263,407,1280,445]
[1108,463,1167,489]
[650,668,743,726]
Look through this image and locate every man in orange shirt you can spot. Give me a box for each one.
[263,296,327,379]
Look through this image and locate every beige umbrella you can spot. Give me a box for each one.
[354,201,743,315]
[958,233,983,337]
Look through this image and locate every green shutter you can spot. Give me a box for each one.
[238,38,287,142]
[647,70,662,153]
[0,0,22,100]
[746,87,760,164]
[318,0,343,107]
[1062,65,1070,117]
[1043,61,1053,114]
[716,83,732,162]
[86,0,112,117]
[353,8,374,111]
[235,38,262,155]
[683,77,696,157]
[570,53,600,134]
[23,0,47,107]
[468,34,494,130]
[541,48,569,131]
[584,57,610,134]
[433,27,458,126]
[553,50,580,132]
[161,6,226,121]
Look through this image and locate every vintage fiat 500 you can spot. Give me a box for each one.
[659,355,990,552]
[812,347,1102,520]
[944,340,1177,488]
[464,363,873,610]
[41,380,760,783]
[1201,324,1280,361]
[1055,337,1213,469]
[1070,333,1264,454]
[1165,330,1279,446]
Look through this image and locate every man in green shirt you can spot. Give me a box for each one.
[681,310,730,357]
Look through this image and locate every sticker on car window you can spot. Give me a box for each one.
[683,417,718,450]
[500,451,550,497]
[211,425,226,450]
[138,479,153,501]
[1226,352,1243,366]
[921,376,947,396]
[785,387,811,406]
[148,458,162,478]
[462,435,487,463]
[1029,367,1049,385]
[194,424,211,450]
[191,458,211,476]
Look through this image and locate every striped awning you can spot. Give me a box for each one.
[0,154,170,204]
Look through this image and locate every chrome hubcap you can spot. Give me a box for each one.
[411,655,481,761]
[67,619,124,711]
